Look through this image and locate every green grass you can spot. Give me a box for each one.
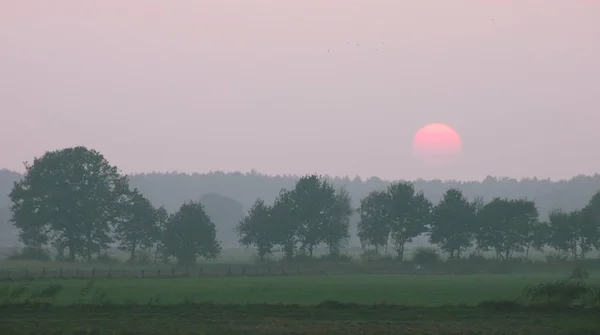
[3,274,596,306]
[2,274,600,334]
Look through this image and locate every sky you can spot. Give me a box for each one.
[1,0,599,181]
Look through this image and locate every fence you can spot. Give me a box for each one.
[1,259,595,282]
[0,265,323,281]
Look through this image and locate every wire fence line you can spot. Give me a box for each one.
[0,265,332,281]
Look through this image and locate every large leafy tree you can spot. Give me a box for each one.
[357,191,390,253]
[477,198,538,260]
[153,206,170,264]
[547,209,580,258]
[270,189,299,260]
[523,221,549,259]
[236,198,275,261]
[291,175,337,257]
[548,195,599,260]
[580,191,600,256]
[386,182,432,260]
[429,188,476,259]
[162,201,221,265]
[322,188,353,256]
[9,147,130,261]
[114,189,160,262]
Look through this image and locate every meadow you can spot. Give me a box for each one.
[1,271,600,334]
[1,274,592,305]
[2,252,600,334]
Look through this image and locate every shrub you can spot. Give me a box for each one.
[412,247,441,266]
[522,280,598,307]
[6,247,51,261]
[570,267,590,280]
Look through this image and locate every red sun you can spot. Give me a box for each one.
[412,123,462,159]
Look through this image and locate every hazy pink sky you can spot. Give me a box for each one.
[1,0,599,181]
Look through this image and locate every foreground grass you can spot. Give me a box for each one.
[3,274,597,305]
[1,303,599,334]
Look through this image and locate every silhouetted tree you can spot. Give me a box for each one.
[291,175,337,256]
[477,198,538,260]
[386,182,432,260]
[322,188,353,256]
[236,198,275,261]
[429,188,476,259]
[162,201,221,265]
[114,189,160,262]
[580,191,600,255]
[547,209,580,258]
[357,191,390,254]
[9,147,130,261]
[269,189,298,259]
[153,206,169,263]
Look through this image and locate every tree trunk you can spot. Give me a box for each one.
[68,245,76,262]
[396,243,405,261]
[129,242,137,263]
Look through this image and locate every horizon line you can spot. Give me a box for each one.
[2,167,598,184]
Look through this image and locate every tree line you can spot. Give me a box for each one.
[6,147,600,265]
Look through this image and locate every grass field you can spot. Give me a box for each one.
[2,274,600,334]
[2,274,592,305]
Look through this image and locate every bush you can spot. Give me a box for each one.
[412,247,441,266]
[570,267,590,280]
[6,247,51,261]
[522,280,598,307]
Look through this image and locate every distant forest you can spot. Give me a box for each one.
[2,168,600,248]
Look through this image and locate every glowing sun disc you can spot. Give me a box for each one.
[412,123,462,158]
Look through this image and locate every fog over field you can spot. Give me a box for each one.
[3,169,600,250]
